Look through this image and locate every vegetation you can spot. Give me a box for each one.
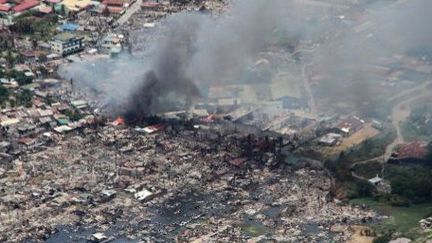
[2,50,24,67]
[64,109,83,121]
[345,125,396,162]
[372,233,392,243]
[0,34,15,52]
[384,165,432,204]
[16,89,33,107]
[0,84,9,105]
[6,69,33,85]
[325,152,375,199]
[427,142,432,162]
[10,13,58,41]
[351,197,432,234]
[352,161,382,179]
[402,103,432,141]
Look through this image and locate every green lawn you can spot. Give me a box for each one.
[351,198,432,234]
[401,121,430,142]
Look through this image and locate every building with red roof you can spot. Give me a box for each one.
[0,4,11,12]
[389,140,430,164]
[39,5,52,13]
[396,141,428,160]
[141,1,162,10]
[107,6,122,13]
[103,0,124,7]
[12,0,40,12]
[44,0,61,3]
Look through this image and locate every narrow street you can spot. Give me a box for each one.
[115,0,143,26]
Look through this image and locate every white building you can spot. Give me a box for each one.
[50,32,84,56]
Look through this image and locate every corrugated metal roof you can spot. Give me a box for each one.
[12,0,39,12]
[0,4,11,11]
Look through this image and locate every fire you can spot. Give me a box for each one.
[112,116,125,126]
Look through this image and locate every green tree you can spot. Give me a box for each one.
[389,167,432,203]
[5,50,14,67]
[10,18,34,34]
[63,109,83,121]
[427,141,432,162]
[0,85,8,104]
[16,89,33,107]
[8,70,33,85]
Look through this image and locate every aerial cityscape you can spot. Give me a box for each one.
[1,0,432,242]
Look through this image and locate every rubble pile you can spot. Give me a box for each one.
[420,217,432,230]
[0,122,377,242]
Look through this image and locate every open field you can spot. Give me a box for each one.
[351,198,432,234]
[320,124,380,157]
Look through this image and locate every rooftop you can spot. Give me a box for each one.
[0,4,11,11]
[59,22,79,31]
[62,0,91,11]
[396,141,428,160]
[368,175,382,184]
[52,32,79,42]
[103,0,124,6]
[12,0,40,12]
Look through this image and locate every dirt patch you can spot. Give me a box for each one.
[347,225,375,243]
[321,124,380,157]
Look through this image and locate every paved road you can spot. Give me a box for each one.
[115,0,142,26]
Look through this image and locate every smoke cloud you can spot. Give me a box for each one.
[60,0,432,121]
[60,0,326,121]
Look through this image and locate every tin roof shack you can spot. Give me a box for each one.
[141,1,163,11]
[0,141,11,153]
[99,32,123,54]
[16,123,37,137]
[71,99,88,110]
[333,116,365,137]
[12,0,40,13]
[18,137,44,151]
[99,189,117,202]
[134,189,154,202]
[0,118,20,134]
[318,133,342,146]
[371,119,384,130]
[1,118,20,128]
[225,107,255,123]
[389,141,429,164]
[368,175,383,186]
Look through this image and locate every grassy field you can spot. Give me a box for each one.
[351,198,432,234]
[352,161,382,178]
[401,121,430,142]
[319,124,380,159]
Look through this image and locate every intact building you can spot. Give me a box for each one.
[50,32,84,56]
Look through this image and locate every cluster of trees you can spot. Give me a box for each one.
[427,142,432,162]
[0,69,33,85]
[407,104,432,136]
[0,34,14,51]
[0,86,34,108]
[3,50,24,68]
[15,89,33,107]
[0,85,9,105]
[10,13,58,40]
[325,152,375,199]
[387,165,432,204]
[63,109,83,121]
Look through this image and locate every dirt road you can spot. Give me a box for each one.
[384,82,432,161]
[350,81,432,176]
